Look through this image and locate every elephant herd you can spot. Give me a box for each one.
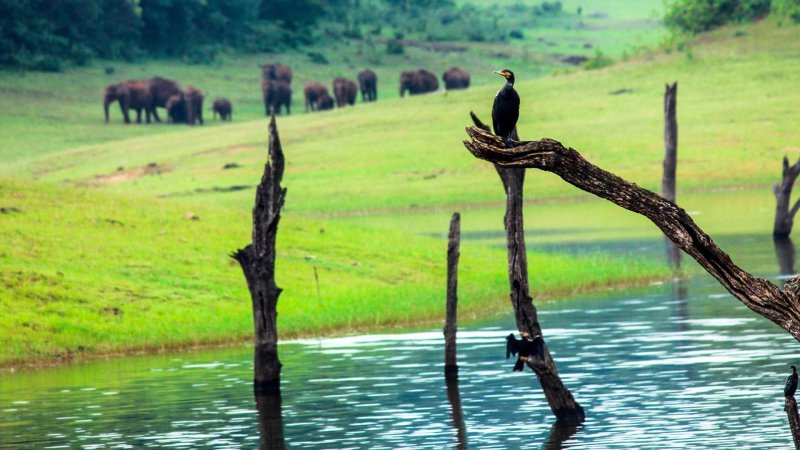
[104,77,233,125]
[104,65,471,123]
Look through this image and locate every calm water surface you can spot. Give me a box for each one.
[1,235,798,449]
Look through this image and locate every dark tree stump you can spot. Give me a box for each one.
[774,156,800,238]
[463,126,800,343]
[775,236,797,279]
[786,396,800,450]
[470,112,585,425]
[232,116,287,394]
[444,212,461,381]
[662,82,681,269]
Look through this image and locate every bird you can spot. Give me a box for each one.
[505,333,543,372]
[492,69,520,148]
[786,365,798,398]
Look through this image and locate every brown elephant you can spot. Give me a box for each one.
[304,82,329,112]
[317,93,335,111]
[166,94,187,124]
[103,80,153,124]
[212,98,232,121]
[442,67,470,90]
[332,78,357,107]
[166,86,204,125]
[357,69,377,102]
[183,86,204,125]
[262,79,292,116]
[145,76,182,123]
[399,69,438,96]
[261,63,292,84]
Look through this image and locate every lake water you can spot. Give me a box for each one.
[1,233,798,449]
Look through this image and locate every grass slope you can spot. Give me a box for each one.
[0,179,664,367]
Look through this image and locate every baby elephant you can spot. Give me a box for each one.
[212,98,232,121]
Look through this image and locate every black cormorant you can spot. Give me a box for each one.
[786,365,798,398]
[492,69,520,147]
[505,333,543,372]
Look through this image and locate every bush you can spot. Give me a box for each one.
[583,50,614,70]
[386,38,404,54]
[773,0,800,22]
[663,0,770,34]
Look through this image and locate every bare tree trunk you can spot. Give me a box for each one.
[775,236,797,279]
[464,126,800,342]
[787,396,800,450]
[232,116,287,394]
[255,391,285,449]
[471,112,585,425]
[445,380,467,449]
[444,212,461,381]
[774,156,800,237]
[663,82,681,269]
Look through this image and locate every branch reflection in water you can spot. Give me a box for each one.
[445,380,467,448]
[542,423,581,449]
[255,391,285,450]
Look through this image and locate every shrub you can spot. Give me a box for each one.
[773,0,800,22]
[663,0,770,34]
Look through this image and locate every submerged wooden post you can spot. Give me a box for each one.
[786,396,800,450]
[470,112,585,425]
[232,116,287,394]
[662,82,681,269]
[444,212,461,381]
[773,156,800,238]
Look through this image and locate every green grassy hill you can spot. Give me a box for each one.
[3,13,799,368]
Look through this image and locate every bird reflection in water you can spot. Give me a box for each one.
[255,391,285,450]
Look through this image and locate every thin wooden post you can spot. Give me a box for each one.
[663,82,681,269]
[444,212,461,381]
[231,116,287,394]
[773,156,800,237]
[470,112,585,425]
[786,396,800,450]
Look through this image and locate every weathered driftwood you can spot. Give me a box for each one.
[463,126,800,342]
[471,112,585,425]
[444,212,461,381]
[663,82,681,269]
[446,380,467,449]
[255,391,285,450]
[774,156,800,237]
[786,396,800,450]
[232,116,287,393]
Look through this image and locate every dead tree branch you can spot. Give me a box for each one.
[774,156,800,237]
[232,116,287,393]
[464,126,800,342]
[471,112,585,425]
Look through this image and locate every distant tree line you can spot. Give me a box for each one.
[665,0,800,34]
[0,0,511,71]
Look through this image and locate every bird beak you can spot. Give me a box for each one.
[493,70,509,79]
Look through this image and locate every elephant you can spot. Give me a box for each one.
[442,67,471,90]
[165,86,204,125]
[399,69,439,97]
[332,77,357,107]
[357,69,377,102]
[166,94,187,123]
[317,93,335,111]
[261,63,292,84]
[212,98,232,121]
[145,76,182,123]
[262,79,292,116]
[183,86,204,125]
[103,80,153,124]
[304,82,329,112]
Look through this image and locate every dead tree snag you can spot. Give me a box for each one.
[232,116,287,394]
[464,126,800,342]
[471,112,585,425]
[444,212,461,381]
[774,156,800,238]
[663,82,681,269]
[787,396,800,450]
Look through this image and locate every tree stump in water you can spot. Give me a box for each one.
[470,112,585,425]
[662,82,681,269]
[786,396,800,450]
[774,156,800,238]
[444,212,461,381]
[232,116,287,394]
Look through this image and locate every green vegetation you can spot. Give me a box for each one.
[662,0,800,34]
[3,5,799,367]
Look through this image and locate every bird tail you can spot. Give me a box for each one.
[513,358,524,372]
